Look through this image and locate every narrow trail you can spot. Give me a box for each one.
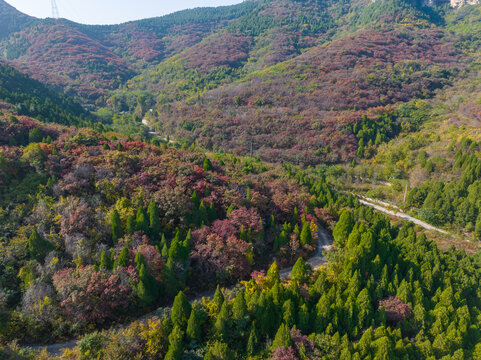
[358,197,448,234]
[142,119,175,144]
[29,226,333,356]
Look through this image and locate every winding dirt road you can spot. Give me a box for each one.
[359,197,448,234]
[29,226,332,356]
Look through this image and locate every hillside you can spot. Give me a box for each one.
[4,0,481,359]
[0,61,95,128]
[0,110,342,343]
[0,0,34,41]
[0,1,258,102]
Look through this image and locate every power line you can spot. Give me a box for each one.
[51,0,60,19]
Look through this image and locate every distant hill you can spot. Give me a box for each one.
[1,0,480,164]
[0,0,258,101]
[0,0,34,40]
[0,61,94,126]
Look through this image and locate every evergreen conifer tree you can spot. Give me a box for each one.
[300,220,312,246]
[126,214,135,234]
[116,247,130,267]
[28,228,53,261]
[136,207,149,233]
[272,323,292,350]
[147,200,162,239]
[171,291,192,328]
[111,209,123,243]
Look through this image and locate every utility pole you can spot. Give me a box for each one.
[51,0,60,19]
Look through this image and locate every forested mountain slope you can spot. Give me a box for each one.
[0,109,344,344]
[0,0,258,101]
[0,62,94,128]
[3,0,481,359]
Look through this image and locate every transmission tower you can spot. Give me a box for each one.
[51,0,60,19]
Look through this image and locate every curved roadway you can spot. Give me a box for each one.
[30,226,332,356]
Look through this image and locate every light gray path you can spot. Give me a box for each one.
[359,198,448,234]
[142,119,175,143]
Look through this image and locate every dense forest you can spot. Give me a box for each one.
[0,63,95,128]
[5,202,481,359]
[0,113,351,345]
[3,0,481,359]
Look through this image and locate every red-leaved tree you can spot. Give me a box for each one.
[52,265,132,324]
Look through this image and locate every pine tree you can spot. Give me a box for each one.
[186,306,204,343]
[198,201,208,226]
[168,232,182,262]
[246,324,259,356]
[208,203,217,223]
[300,221,312,246]
[164,325,184,360]
[279,230,288,248]
[137,263,157,305]
[240,226,247,242]
[134,251,146,270]
[266,261,280,286]
[213,285,224,313]
[163,260,180,298]
[191,190,200,209]
[256,219,265,243]
[117,142,123,151]
[256,293,277,337]
[184,230,192,248]
[100,250,111,270]
[111,209,123,243]
[203,157,213,171]
[475,213,481,238]
[292,257,307,283]
[126,214,135,234]
[272,323,292,350]
[136,207,149,233]
[215,301,230,340]
[292,207,299,223]
[28,128,42,143]
[205,342,235,360]
[232,291,247,321]
[28,228,53,261]
[161,242,169,259]
[282,299,295,328]
[270,280,284,306]
[147,200,162,239]
[102,143,110,150]
[116,247,130,267]
[298,303,310,333]
[270,214,275,228]
[171,291,192,328]
[333,210,354,247]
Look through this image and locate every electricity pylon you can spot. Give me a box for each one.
[51,0,60,19]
